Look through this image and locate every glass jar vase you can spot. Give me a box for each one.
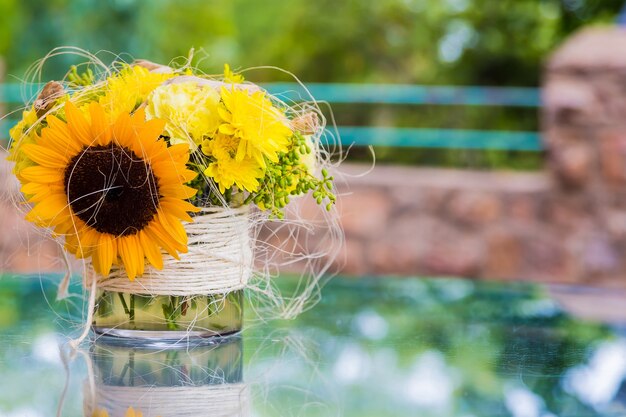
[92,290,243,339]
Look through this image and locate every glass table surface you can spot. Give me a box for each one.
[0,274,624,417]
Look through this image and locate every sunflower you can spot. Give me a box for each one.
[18,101,199,280]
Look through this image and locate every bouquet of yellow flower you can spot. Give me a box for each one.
[8,56,337,339]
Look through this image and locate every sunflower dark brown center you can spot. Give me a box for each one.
[64,144,160,236]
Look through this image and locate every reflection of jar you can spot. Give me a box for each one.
[90,206,251,340]
[84,335,249,417]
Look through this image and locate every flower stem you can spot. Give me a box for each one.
[118,293,130,316]
[129,293,135,322]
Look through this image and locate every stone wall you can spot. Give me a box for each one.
[326,26,626,287]
[4,26,626,288]
[321,161,620,287]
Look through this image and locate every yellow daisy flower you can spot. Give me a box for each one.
[202,134,263,193]
[99,65,173,120]
[223,63,244,84]
[218,86,292,168]
[146,81,221,149]
[7,107,39,181]
[18,101,199,280]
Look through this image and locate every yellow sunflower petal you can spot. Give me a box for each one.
[118,235,141,281]
[65,220,103,261]
[135,242,145,277]
[131,107,146,124]
[166,143,192,160]
[139,230,163,270]
[25,194,70,226]
[44,115,83,154]
[138,116,165,142]
[112,112,134,148]
[20,166,63,183]
[156,210,188,245]
[144,221,185,258]
[89,102,112,146]
[21,183,64,202]
[38,130,80,157]
[65,101,93,146]
[150,161,197,184]
[160,197,200,221]
[132,119,166,159]
[55,215,86,236]
[20,143,70,169]
[92,234,115,277]
[65,233,86,258]
[159,184,197,200]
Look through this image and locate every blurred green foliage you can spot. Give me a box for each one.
[1,0,621,83]
[0,0,622,168]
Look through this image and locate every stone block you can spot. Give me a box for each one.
[542,195,595,231]
[606,210,626,239]
[389,184,423,214]
[542,76,602,127]
[549,142,593,189]
[547,26,626,72]
[506,194,539,223]
[338,189,392,239]
[599,130,626,185]
[582,234,620,275]
[417,219,484,277]
[333,238,368,276]
[519,230,576,283]
[484,230,522,280]
[591,75,626,123]
[367,236,421,275]
[421,187,450,214]
[446,191,502,228]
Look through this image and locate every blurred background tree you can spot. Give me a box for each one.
[2,0,622,83]
[0,0,623,168]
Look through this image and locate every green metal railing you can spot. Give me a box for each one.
[1,82,542,151]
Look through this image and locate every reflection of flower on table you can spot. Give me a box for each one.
[92,406,149,417]
[84,335,247,417]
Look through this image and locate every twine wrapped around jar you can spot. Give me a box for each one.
[85,205,253,296]
[83,383,250,417]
